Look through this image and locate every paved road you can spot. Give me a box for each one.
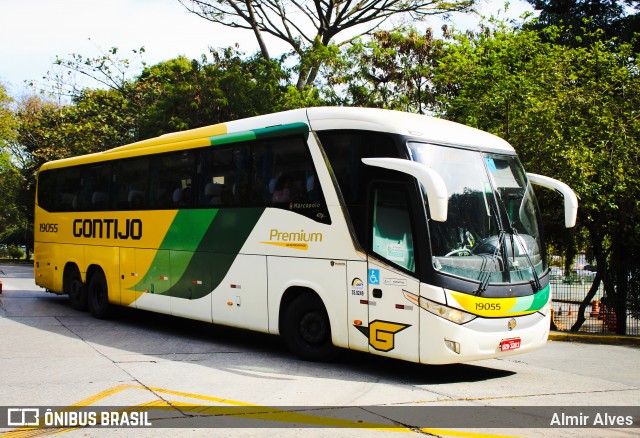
[0,263,638,437]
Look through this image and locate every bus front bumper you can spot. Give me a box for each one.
[419,311,550,365]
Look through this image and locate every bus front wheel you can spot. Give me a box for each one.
[282,293,337,361]
[65,267,87,311]
[87,270,113,319]
[68,276,87,311]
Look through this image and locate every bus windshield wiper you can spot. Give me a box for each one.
[510,226,542,292]
[475,230,505,296]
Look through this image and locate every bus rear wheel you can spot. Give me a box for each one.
[282,293,337,362]
[87,270,113,319]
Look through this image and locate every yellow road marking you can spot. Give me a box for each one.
[147,386,256,406]
[69,383,135,407]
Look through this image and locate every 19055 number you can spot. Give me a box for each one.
[39,223,58,233]
[476,302,501,311]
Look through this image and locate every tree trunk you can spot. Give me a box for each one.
[296,63,310,91]
[245,0,270,60]
[570,270,602,331]
[305,65,321,89]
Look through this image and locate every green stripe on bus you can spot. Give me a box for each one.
[133,208,265,300]
[529,284,550,311]
[132,210,218,293]
[209,122,309,146]
[172,208,265,299]
[209,131,256,146]
[253,122,309,140]
[161,209,219,251]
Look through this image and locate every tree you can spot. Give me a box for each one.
[179,0,476,90]
[329,27,445,113]
[524,0,640,45]
[0,84,31,255]
[135,49,294,138]
[0,84,15,144]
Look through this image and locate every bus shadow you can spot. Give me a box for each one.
[6,293,515,386]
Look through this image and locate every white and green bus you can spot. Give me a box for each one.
[34,107,577,364]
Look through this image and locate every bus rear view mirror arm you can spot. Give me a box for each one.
[527,173,578,228]
[362,158,448,222]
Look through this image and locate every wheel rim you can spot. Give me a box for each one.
[299,311,328,345]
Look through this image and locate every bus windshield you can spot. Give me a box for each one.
[408,142,546,291]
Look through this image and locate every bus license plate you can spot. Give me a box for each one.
[500,338,521,352]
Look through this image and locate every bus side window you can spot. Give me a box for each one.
[255,137,330,223]
[37,170,57,212]
[148,151,195,210]
[112,158,149,211]
[232,146,251,206]
[82,163,111,211]
[198,148,234,208]
[56,167,82,212]
[317,130,400,247]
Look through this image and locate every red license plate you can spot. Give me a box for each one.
[500,338,521,352]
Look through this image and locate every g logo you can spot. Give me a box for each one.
[355,320,410,352]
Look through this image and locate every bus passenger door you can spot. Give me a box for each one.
[365,185,420,363]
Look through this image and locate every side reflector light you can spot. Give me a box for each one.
[445,339,460,354]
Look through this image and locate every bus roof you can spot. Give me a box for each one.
[305,107,514,152]
[40,107,514,170]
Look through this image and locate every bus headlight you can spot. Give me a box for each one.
[419,297,476,324]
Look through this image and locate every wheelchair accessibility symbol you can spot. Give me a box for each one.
[368,269,380,285]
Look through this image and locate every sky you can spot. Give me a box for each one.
[0,0,535,97]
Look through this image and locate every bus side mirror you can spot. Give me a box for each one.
[527,173,578,228]
[362,158,448,222]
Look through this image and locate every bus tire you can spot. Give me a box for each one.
[68,276,87,311]
[87,270,113,319]
[64,266,87,311]
[282,293,337,362]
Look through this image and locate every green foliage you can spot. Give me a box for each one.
[330,28,445,112]
[0,84,29,250]
[0,84,16,145]
[0,150,23,241]
[136,49,291,138]
[524,0,639,45]
[7,244,24,260]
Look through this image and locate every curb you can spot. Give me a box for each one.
[549,331,640,346]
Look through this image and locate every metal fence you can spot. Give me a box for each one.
[551,271,640,336]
